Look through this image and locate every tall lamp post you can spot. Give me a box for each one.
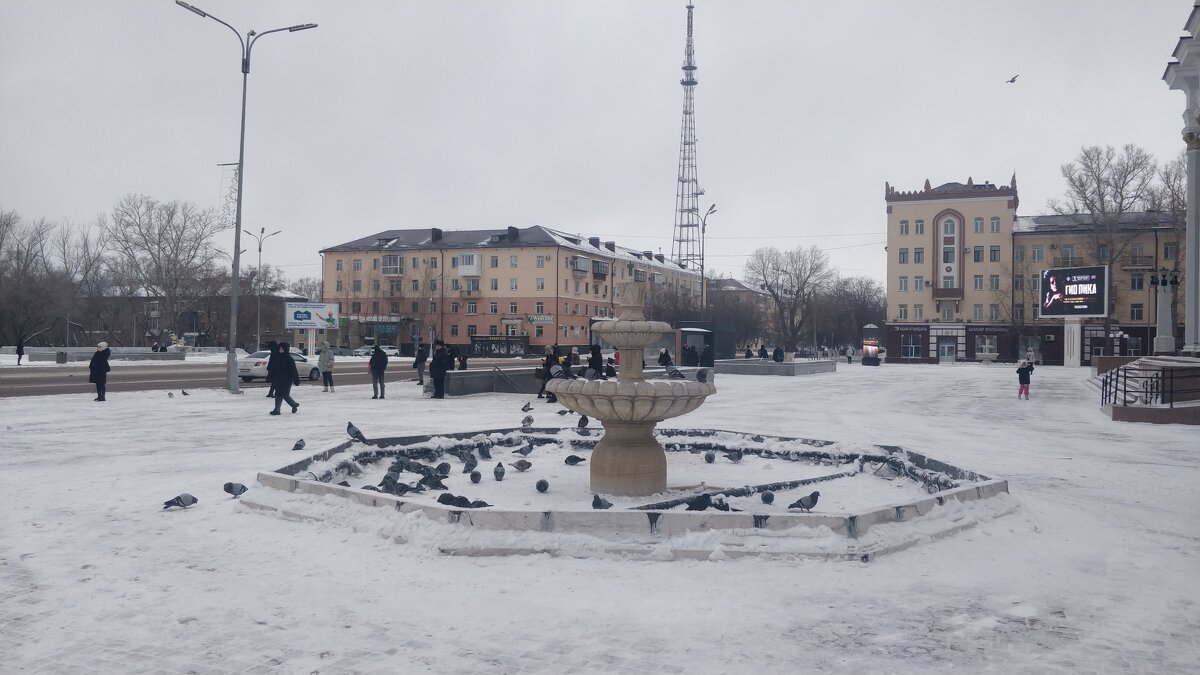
[244,226,282,351]
[175,1,316,393]
[1151,267,1181,354]
[698,203,717,320]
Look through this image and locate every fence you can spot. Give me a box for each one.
[1100,363,1200,408]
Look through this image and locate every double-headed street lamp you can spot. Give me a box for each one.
[698,204,717,320]
[175,1,316,393]
[244,227,282,351]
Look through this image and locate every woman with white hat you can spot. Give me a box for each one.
[89,342,111,401]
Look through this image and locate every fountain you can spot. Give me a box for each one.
[544,282,716,495]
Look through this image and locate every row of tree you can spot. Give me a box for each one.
[0,194,320,347]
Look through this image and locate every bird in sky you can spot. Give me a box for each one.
[163,493,198,510]
[1005,74,1019,84]
[787,491,821,512]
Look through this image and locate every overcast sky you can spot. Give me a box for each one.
[0,1,1191,286]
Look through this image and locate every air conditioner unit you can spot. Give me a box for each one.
[1044,334,1056,342]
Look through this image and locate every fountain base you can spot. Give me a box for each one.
[590,421,667,495]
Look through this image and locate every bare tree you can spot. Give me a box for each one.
[743,245,835,352]
[288,276,322,302]
[0,210,75,345]
[821,276,886,348]
[644,280,698,326]
[707,275,766,348]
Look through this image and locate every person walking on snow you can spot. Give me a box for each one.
[429,339,455,399]
[16,335,25,365]
[89,342,111,401]
[413,340,428,385]
[268,342,301,415]
[369,345,389,399]
[318,340,335,392]
[1016,360,1034,400]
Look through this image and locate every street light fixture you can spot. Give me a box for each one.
[175,0,316,393]
[244,227,282,351]
[698,204,717,320]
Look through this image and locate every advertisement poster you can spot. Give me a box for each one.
[285,302,340,329]
[1039,266,1108,318]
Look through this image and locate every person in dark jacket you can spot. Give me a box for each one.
[88,342,111,401]
[1016,360,1035,400]
[604,357,618,379]
[457,349,469,371]
[758,345,769,360]
[681,345,699,367]
[16,336,25,365]
[264,341,279,398]
[587,344,605,379]
[537,345,557,398]
[657,348,673,368]
[413,341,428,385]
[268,342,300,415]
[369,345,388,399]
[700,344,713,367]
[429,339,455,399]
[772,346,784,363]
[744,346,753,359]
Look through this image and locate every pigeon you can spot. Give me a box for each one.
[564,455,586,466]
[347,422,367,443]
[592,494,614,510]
[556,409,574,416]
[667,366,687,379]
[453,495,472,508]
[1005,74,1019,84]
[686,493,713,511]
[462,456,479,473]
[704,451,716,464]
[292,439,306,452]
[223,482,248,498]
[336,480,351,487]
[437,493,457,506]
[536,479,549,493]
[521,415,534,428]
[436,462,452,477]
[168,392,174,398]
[521,402,533,412]
[163,493,198,510]
[361,485,381,492]
[696,368,708,384]
[469,500,491,509]
[494,462,505,481]
[477,445,493,460]
[761,491,775,505]
[577,415,589,429]
[726,449,743,463]
[787,491,821,512]
[181,390,189,396]
[470,470,482,483]
[512,445,533,457]
[508,459,532,472]
[417,474,448,490]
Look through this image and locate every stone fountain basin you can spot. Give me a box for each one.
[545,379,716,422]
[591,319,674,349]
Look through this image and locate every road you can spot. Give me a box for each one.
[0,358,540,398]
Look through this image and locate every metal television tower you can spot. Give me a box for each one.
[671,2,704,271]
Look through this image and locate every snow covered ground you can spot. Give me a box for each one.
[2,363,1198,673]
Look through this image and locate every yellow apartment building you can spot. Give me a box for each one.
[318,226,700,355]
[884,177,1186,364]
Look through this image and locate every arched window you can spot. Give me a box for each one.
[943,218,956,235]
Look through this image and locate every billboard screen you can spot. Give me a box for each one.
[1039,266,1108,318]
[285,302,340,329]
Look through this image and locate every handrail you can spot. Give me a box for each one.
[1100,362,1200,408]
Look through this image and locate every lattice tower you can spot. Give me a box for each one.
[671,2,704,271]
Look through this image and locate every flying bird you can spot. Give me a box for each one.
[592,494,614,510]
[292,439,306,452]
[577,415,589,429]
[347,422,367,443]
[223,482,248,498]
[787,491,821,512]
[564,455,586,466]
[181,390,189,396]
[1005,74,1019,84]
[512,445,533,457]
[521,402,533,412]
[536,479,549,493]
[494,462,505,481]
[162,493,198,510]
[508,459,533,472]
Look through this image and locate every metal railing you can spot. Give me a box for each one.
[1100,363,1200,408]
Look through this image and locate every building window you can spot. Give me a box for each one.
[372,258,380,270]
[1130,303,1144,321]
[488,325,498,336]
[990,217,1001,233]
[973,246,983,263]
[914,304,924,320]
[467,325,477,336]
[1130,273,1144,290]
[989,304,1000,321]
[973,275,983,290]
[941,307,953,321]
[450,325,459,337]
[914,248,925,264]
[353,259,362,271]
[989,274,1000,290]
[371,301,379,314]
[1014,305,1025,322]
[535,302,544,313]
[974,217,984,234]
[1165,241,1179,259]
[335,259,344,271]
[429,257,437,269]
[451,302,459,314]
[411,280,419,291]
[898,304,908,320]
[943,247,955,264]
[382,255,401,274]
[989,246,1001,262]
[535,326,544,337]
[352,279,362,292]
[914,276,924,290]
[372,279,380,291]
[537,256,546,268]
[1132,242,1144,258]
[573,304,579,315]
[1032,245,1044,262]
[898,276,908,292]
[466,302,477,314]
[536,277,545,290]
[1061,244,1075,261]
[412,257,419,269]
[490,256,499,268]
[465,279,478,292]
[1031,275,1040,290]
[1013,275,1023,291]
[943,219,956,235]
[490,278,499,291]
[429,301,436,313]
[336,280,343,292]
[451,279,461,291]
[564,279,569,291]
[506,324,518,337]
[1014,245,1025,263]
[351,302,361,313]
[489,302,498,314]
[973,304,983,320]
[942,275,954,288]
[1098,243,1110,262]
[899,219,909,235]
[898,248,909,264]
[915,219,925,235]
[510,278,518,290]
[412,301,419,313]
[510,255,519,268]
[509,302,518,314]
[901,333,921,358]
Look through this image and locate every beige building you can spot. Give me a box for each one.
[319,226,700,355]
[884,177,1186,364]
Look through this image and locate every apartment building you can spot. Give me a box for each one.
[884,176,1186,364]
[319,226,700,354]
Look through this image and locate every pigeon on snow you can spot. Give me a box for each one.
[667,366,687,379]
[292,439,306,452]
[163,493,198,510]
[477,445,493,460]
[508,459,533,472]
[556,409,575,416]
[564,455,586,466]
[511,445,533,457]
[436,462,452,476]
[592,494,614,510]
[521,402,533,412]
[704,451,716,464]
[181,390,189,396]
[787,491,821,512]
[462,455,479,473]
[223,482,249,497]
[494,462,506,481]
[726,449,743,463]
[168,392,174,398]
[470,471,482,483]
[761,491,775,505]
[686,494,713,511]
[577,415,589,429]
[347,422,367,443]
[696,368,708,384]
[521,415,534,428]
[536,479,549,493]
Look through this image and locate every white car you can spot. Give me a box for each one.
[354,345,399,357]
[238,350,321,383]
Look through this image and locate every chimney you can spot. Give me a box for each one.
[655,253,665,263]
[431,227,443,242]
[507,226,519,240]
[643,250,654,260]
[588,236,601,248]
[604,241,616,252]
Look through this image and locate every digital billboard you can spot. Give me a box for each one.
[285,302,340,329]
[1038,266,1108,318]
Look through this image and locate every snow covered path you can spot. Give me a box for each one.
[2,364,1197,673]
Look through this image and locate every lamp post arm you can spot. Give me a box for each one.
[247,24,317,73]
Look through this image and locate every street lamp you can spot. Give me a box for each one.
[175,1,316,393]
[244,226,282,351]
[1151,267,1181,354]
[698,204,717,320]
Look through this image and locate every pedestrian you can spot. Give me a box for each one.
[570,346,581,366]
[700,343,713,367]
[846,347,854,364]
[457,349,469,371]
[744,346,753,359]
[1025,347,1035,365]
[773,346,784,363]
[88,342,111,401]
[413,340,428,385]
[265,340,278,398]
[604,357,618,379]
[369,345,388,399]
[682,344,698,367]
[268,342,300,415]
[537,345,556,398]
[657,347,673,368]
[587,344,605,379]
[318,340,335,392]
[758,345,769,360]
[1016,359,1034,400]
[430,338,455,399]
[16,335,24,365]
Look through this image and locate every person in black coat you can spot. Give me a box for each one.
[537,345,557,398]
[413,342,428,385]
[1016,360,1035,400]
[587,344,605,379]
[16,335,24,365]
[369,346,388,399]
[268,342,301,415]
[264,340,279,398]
[681,345,699,367]
[758,345,769,360]
[657,348,673,368]
[744,346,753,359]
[88,342,111,401]
[772,346,784,363]
[429,339,455,399]
[700,344,713,367]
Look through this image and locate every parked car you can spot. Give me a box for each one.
[379,345,400,356]
[315,345,353,356]
[237,350,321,382]
[352,346,373,357]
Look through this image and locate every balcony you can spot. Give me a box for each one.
[1053,256,1083,267]
[932,287,963,300]
[569,256,591,275]
[1122,255,1155,268]
[591,260,610,277]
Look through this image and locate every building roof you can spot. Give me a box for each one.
[885,175,1018,208]
[1013,211,1176,234]
[320,225,696,274]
